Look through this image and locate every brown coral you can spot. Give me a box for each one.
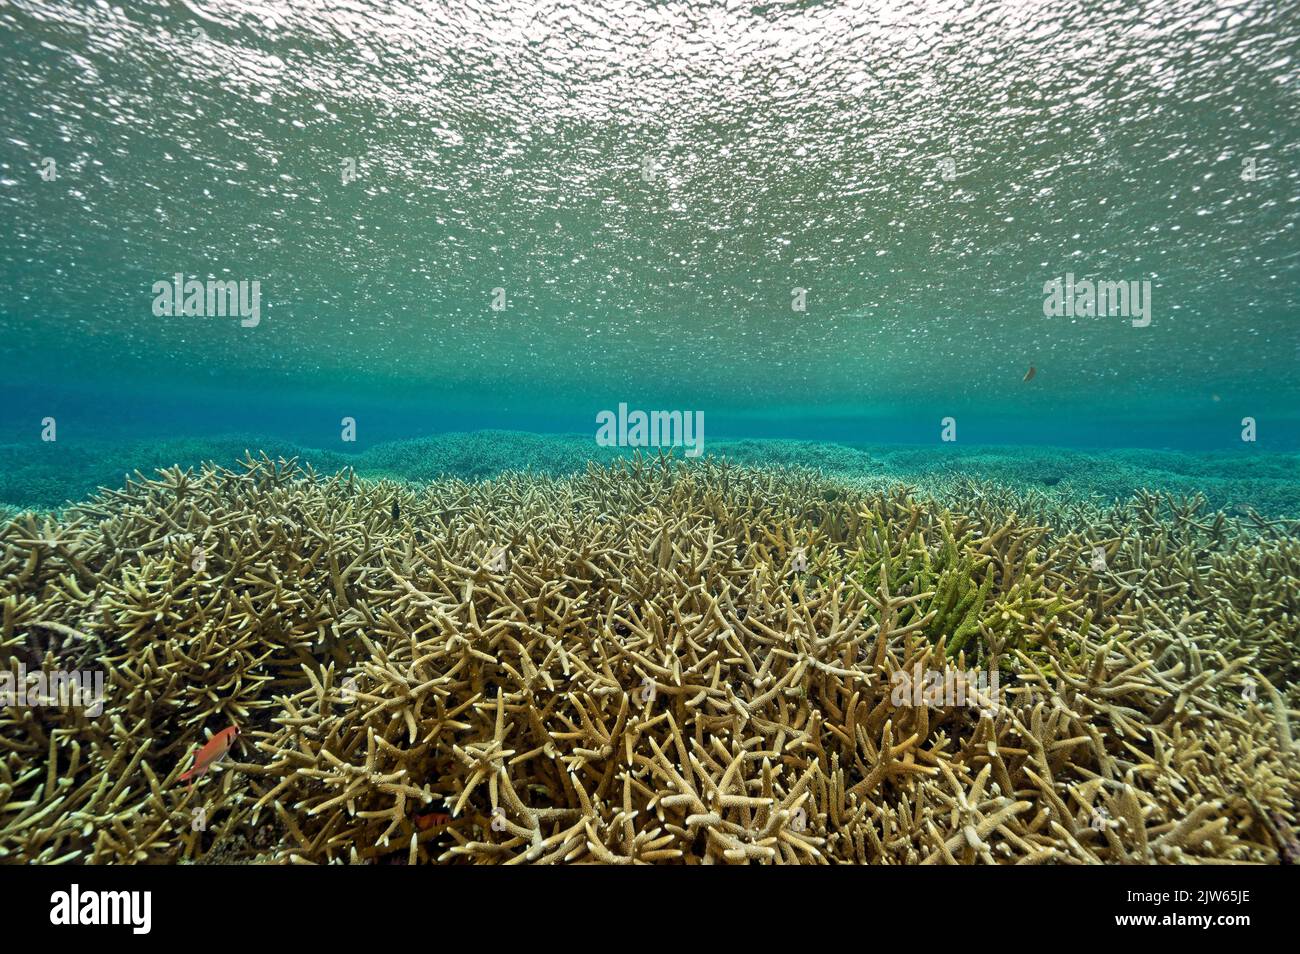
[1,453,1296,864]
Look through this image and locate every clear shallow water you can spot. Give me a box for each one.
[4,2,1300,875]
[1,0,1299,464]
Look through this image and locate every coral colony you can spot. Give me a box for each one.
[1,454,1296,863]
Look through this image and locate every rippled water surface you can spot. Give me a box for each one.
[1,0,1298,448]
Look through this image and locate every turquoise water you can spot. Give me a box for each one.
[2,0,1299,499]
[4,2,1300,873]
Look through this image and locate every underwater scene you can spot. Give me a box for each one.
[1,0,1298,872]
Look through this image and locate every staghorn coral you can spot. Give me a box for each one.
[0,453,1296,864]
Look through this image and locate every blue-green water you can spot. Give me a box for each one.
[6,1,1300,874]
[2,0,1299,503]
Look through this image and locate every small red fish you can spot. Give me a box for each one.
[178,725,239,788]
[414,811,453,832]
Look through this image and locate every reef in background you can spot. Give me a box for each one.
[1,453,1296,863]
[3,430,1300,518]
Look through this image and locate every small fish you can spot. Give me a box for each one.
[1023,366,1037,382]
[391,499,401,523]
[414,810,453,831]
[178,725,239,789]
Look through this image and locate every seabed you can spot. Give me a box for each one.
[1,438,1296,864]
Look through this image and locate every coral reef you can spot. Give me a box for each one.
[5,431,1300,519]
[0,436,355,512]
[1,453,1296,864]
